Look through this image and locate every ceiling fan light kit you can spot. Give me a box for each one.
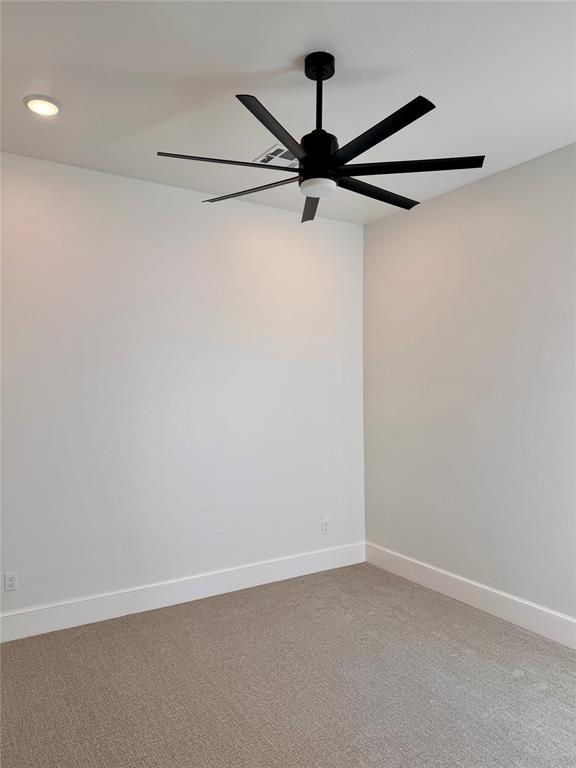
[158,52,485,223]
[300,178,337,198]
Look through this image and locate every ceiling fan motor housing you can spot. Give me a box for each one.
[299,129,339,186]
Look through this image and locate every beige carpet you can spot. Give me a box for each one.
[1,564,575,767]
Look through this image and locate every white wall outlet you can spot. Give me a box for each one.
[321,518,330,535]
[3,571,19,592]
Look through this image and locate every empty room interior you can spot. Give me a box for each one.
[1,2,575,767]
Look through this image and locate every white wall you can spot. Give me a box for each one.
[364,145,576,618]
[1,153,364,622]
[4,146,574,644]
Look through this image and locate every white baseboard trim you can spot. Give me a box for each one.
[0,542,365,642]
[366,542,576,650]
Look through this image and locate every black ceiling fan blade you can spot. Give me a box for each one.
[301,197,319,222]
[338,177,418,210]
[334,96,436,165]
[339,156,485,176]
[236,95,306,161]
[203,177,298,203]
[157,152,299,173]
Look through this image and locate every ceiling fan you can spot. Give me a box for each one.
[158,52,485,222]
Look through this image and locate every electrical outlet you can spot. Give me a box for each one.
[3,571,18,592]
[321,518,330,535]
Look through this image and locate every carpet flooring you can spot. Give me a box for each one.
[1,563,575,767]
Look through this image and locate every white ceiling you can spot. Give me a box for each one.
[2,1,575,225]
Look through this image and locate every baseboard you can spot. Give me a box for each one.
[366,542,576,650]
[0,542,365,642]
[5,541,573,649]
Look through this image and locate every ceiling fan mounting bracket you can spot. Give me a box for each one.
[304,52,335,82]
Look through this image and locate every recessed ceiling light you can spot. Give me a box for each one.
[23,95,61,117]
